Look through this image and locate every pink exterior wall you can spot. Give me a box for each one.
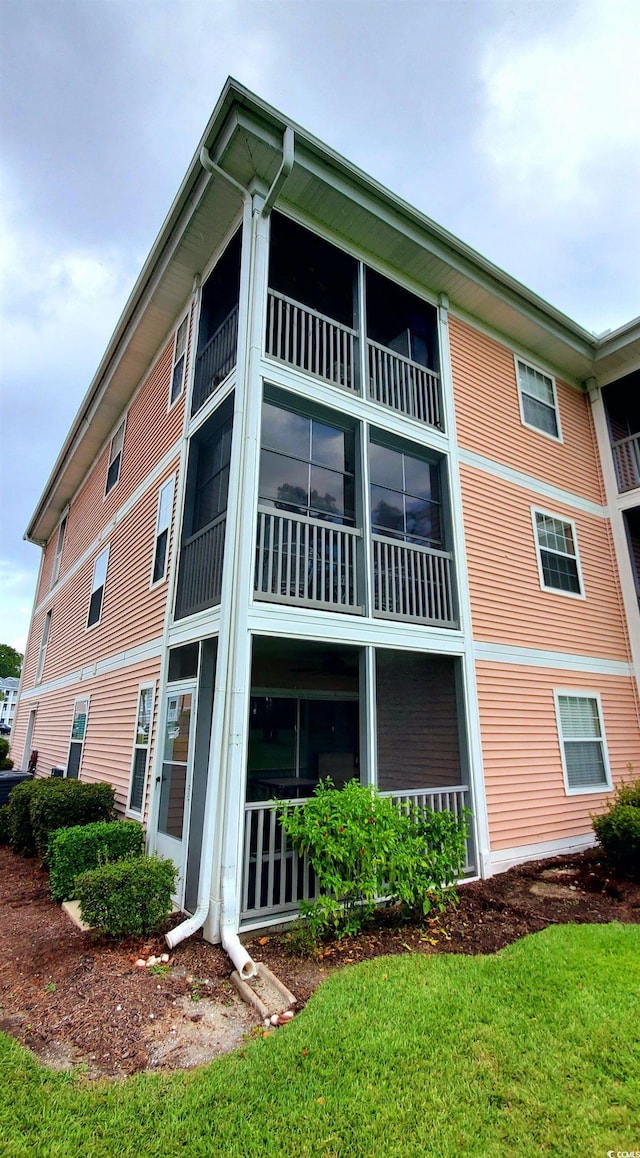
[11,658,161,815]
[476,663,640,851]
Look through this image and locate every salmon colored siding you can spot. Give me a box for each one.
[476,663,640,850]
[450,315,604,506]
[459,463,630,661]
[11,659,161,814]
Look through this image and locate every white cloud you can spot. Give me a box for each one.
[0,561,38,653]
[479,0,640,210]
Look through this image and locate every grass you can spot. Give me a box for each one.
[2,923,638,1157]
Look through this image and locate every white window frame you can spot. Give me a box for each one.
[531,507,585,599]
[168,314,189,408]
[50,514,67,589]
[35,609,52,684]
[515,356,562,443]
[87,545,110,629]
[150,475,175,587]
[66,695,90,779]
[554,689,612,795]
[126,681,155,817]
[105,417,127,497]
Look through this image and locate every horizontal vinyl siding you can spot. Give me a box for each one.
[54,334,185,581]
[460,463,630,661]
[21,461,177,694]
[10,659,161,815]
[477,662,640,851]
[450,316,604,505]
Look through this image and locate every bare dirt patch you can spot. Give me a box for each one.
[1,844,638,1078]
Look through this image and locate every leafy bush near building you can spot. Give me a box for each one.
[592,777,640,878]
[48,820,146,902]
[278,779,468,939]
[0,737,14,771]
[6,778,115,858]
[0,804,11,844]
[75,856,177,937]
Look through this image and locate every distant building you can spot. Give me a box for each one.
[12,80,640,958]
[0,677,19,732]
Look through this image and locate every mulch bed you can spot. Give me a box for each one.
[1,843,638,1078]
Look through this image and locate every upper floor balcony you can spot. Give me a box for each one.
[602,373,640,496]
[175,393,457,629]
[266,213,443,430]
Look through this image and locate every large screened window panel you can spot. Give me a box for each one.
[534,510,582,595]
[557,693,610,791]
[517,359,560,439]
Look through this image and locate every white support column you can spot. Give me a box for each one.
[587,379,640,702]
[359,645,378,787]
[203,189,271,943]
[437,292,491,876]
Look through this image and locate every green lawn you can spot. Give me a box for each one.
[2,923,638,1158]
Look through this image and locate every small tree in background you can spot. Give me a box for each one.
[0,644,23,679]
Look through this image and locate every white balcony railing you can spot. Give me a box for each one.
[241,784,472,921]
[372,535,456,626]
[612,434,640,493]
[367,339,441,428]
[255,506,362,611]
[266,289,357,392]
[174,513,226,619]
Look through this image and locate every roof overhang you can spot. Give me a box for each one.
[26,79,638,544]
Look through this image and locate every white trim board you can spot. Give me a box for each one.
[473,640,633,678]
[19,637,164,701]
[458,447,607,519]
[488,832,597,876]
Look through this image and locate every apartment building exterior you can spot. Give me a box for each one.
[0,677,19,733]
[11,80,640,953]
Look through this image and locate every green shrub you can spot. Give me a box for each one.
[7,779,40,854]
[0,804,11,844]
[278,779,468,939]
[592,779,640,878]
[48,820,145,902]
[30,779,115,861]
[0,737,13,771]
[76,856,177,937]
[5,778,115,858]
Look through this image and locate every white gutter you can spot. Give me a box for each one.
[167,127,294,979]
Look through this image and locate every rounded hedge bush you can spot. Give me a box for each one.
[592,802,640,878]
[48,819,145,902]
[75,856,177,937]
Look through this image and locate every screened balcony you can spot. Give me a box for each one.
[603,373,640,495]
[192,232,241,417]
[365,268,442,428]
[241,645,473,923]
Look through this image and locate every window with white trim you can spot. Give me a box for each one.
[35,609,52,684]
[533,509,583,596]
[170,316,188,405]
[152,477,174,584]
[555,692,611,792]
[87,546,109,627]
[67,696,90,779]
[105,418,126,495]
[128,684,154,813]
[50,515,67,588]
[516,358,561,440]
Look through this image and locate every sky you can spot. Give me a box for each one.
[0,0,639,655]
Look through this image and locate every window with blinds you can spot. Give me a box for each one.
[516,358,561,440]
[555,692,611,793]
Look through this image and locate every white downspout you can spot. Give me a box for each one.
[166,126,294,979]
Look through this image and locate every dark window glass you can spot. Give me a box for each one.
[268,213,356,328]
[370,442,442,547]
[67,742,82,780]
[105,455,121,495]
[152,529,168,585]
[540,551,581,593]
[259,403,354,525]
[170,355,185,405]
[168,643,200,682]
[129,747,148,812]
[192,418,232,534]
[366,268,436,370]
[87,587,104,628]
